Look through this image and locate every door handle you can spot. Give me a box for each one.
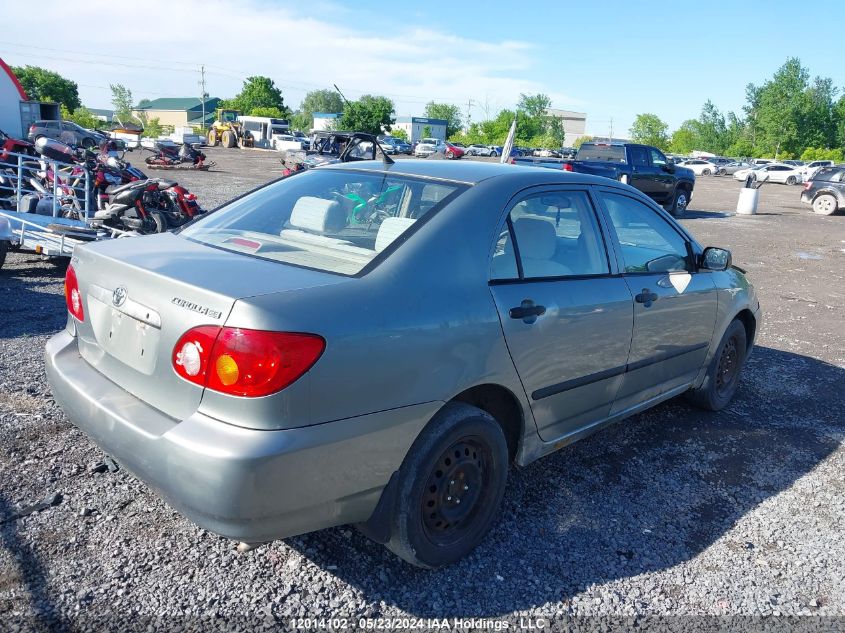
[509,299,546,323]
[635,288,658,308]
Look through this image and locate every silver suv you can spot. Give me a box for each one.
[27,120,105,149]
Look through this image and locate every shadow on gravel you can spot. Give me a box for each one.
[683,209,732,219]
[0,495,69,630]
[0,256,67,339]
[289,346,844,616]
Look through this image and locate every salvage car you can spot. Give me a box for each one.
[800,165,845,215]
[46,160,761,568]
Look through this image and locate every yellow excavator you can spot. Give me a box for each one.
[206,109,253,148]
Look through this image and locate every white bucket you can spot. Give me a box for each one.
[736,188,759,215]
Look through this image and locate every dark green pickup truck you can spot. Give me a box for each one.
[512,142,696,217]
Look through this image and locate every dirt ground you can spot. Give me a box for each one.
[1,147,843,627]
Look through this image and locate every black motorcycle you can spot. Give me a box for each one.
[92,179,168,234]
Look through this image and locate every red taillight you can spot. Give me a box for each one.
[172,326,325,397]
[562,162,574,172]
[64,265,84,321]
[803,181,812,190]
[29,124,36,132]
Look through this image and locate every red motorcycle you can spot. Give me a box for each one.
[155,180,204,228]
[0,128,35,162]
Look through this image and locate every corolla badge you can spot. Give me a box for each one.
[112,286,127,307]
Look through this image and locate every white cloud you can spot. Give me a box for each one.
[0,0,583,117]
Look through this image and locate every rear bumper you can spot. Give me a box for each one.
[800,192,812,205]
[45,329,437,542]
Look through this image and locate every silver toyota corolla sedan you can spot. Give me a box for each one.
[46,160,762,568]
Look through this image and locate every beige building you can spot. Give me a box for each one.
[546,108,587,146]
[132,97,221,128]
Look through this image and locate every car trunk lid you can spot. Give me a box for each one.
[71,232,345,421]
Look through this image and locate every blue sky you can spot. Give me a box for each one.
[1,0,840,136]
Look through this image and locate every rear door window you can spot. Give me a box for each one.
[491,190,610,280]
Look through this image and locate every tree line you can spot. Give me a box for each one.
[629,58,845,162]
[12,57,844,160]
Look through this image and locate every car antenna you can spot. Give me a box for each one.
[334,84,393,166]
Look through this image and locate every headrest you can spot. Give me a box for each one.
[289,196,346,233]
[375,217,416,253]
[512,216,557,260]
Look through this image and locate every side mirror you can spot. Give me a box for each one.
[701,247,731,271]
[662,163,675,173]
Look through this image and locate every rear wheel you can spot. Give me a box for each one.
[687,319,747,411]
[669,187,689,218]
[812,194,837,215]
[490,151,498,158]
[717,168,727,176]
[702,168,712,176]
[384,403,508,568]
[207,129,218,146]
[786,176,797,185]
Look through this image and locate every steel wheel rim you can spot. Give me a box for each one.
[815,197,833,213]
[677,193,688,210]
[715,335,740,396]
[421,437,491,545]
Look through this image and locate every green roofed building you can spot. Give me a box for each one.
[132,97,222,128]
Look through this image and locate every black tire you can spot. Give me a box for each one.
[81,138,95,149]
[490,151,498,158]
[686,319,747,411]
[669,187,690,218]
[384,402,508,568]
[786,176,797,185]
[0,240,7,270]
[222,130,236,148]
[207,129,218,146]
[717,168,727,176]
[144,211,167,234]
[702,168,712,176]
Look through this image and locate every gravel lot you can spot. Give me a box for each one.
[1,148,844,630]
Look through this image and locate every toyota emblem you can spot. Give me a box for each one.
[112,286,127,307]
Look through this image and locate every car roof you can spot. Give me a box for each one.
[322,158,634,188]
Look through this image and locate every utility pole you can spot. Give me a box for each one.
[199,65,207,130]
[465,98,474,134]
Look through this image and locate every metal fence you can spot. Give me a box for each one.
[0,149,91,219]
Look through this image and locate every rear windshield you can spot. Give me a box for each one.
[181,169,465,275]
[813,167,844,182]
[576,144,627,163]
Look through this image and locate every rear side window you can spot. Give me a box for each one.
[629,146,649,167]
[181,169,464,275]
[813,168,844,182]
